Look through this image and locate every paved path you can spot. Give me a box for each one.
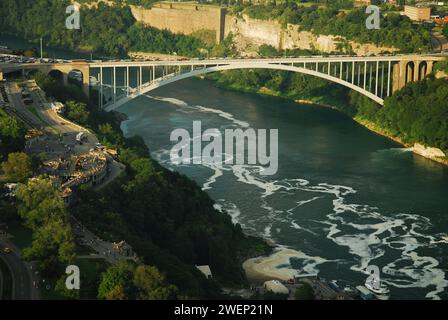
[71,217,137,265]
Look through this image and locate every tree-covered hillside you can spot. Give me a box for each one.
[350,76,448,153]
[241,3,431,52]
[31,74,271,298]
[0,0,206,57]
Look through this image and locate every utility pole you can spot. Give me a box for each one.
[40,37,43,60]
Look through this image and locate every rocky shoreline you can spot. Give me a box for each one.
[295,98,448,167]
[354,117,448,167]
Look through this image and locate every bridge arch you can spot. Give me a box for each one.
[105,62,385,110]
[45,65,90,97]
[68,69,84,86]
[418,61,428,81]
[48,69,64,83]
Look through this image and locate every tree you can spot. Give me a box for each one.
[98,260,135,300]
[98,123,124,148]
[23,219,76,275]
[0,110,26,158]
[294,283,315,300]
[66,100,90,125]
[130,158,157,183]
[133,265,178,300]
[55,273,81,299]
[1,152,33,182]
[104,285,128,300]
[16,177,67,230]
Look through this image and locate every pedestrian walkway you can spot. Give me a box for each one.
[71,217,138,264]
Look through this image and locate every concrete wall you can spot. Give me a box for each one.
[129,2,227,43]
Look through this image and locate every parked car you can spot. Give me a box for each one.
[3,247,12,254]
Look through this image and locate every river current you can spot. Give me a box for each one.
[118,78,448,300]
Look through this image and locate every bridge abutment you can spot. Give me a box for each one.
[392,59,432,93]
[46,63,90,99]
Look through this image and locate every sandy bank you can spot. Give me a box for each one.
[243,248,301,284]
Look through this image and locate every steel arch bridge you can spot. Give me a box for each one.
[1,54,445,109]
[87,55,444,110]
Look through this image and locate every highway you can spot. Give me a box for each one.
[0,254,13,299]
[0,240,34,300]
[1,53,447,72]
[6,82,44,129]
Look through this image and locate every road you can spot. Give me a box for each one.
[0,254,12,299]
[0,239,39,300]
[5,82,45,129]
[431,30,448,51]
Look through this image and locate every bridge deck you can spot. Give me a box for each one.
[88,55,446,68]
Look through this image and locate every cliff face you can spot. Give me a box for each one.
[127,3,399,56]
[225,14,399,56]
[129,3,226,44]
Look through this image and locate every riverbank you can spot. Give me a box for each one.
[243,248,301,284]
[354,117,448,166]
[206,77,448,168]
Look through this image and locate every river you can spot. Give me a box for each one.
[118,79,448,300]
[2,35,448,300]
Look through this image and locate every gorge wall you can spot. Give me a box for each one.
[129,2,227,43]
[225,14,399,56]
[128,2,399,55]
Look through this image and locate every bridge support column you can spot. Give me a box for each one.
[413,61,421,82]
[100,67,103,108]
[80,66,90,99]
[392,61,407,93]
[63,73,69,86]
[426,61,434,76]
[126,66,129,96]
[113,67,116,105]
[83,79,89,99]
[387,61,391,96]
[139,66,142,92]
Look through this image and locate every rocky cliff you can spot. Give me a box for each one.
[225,14,399,56]
[121,2,400,56]
[129,2,226,44]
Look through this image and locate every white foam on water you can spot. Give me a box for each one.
[145,94,250,127]
[145,95,189,107]
[193,105,250,128]
[202,165,224,191]
[286,196,323,218]
[213,199,242,225]
[142,94,448,299]
[290,221,319,236]
[263,225,273,239]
